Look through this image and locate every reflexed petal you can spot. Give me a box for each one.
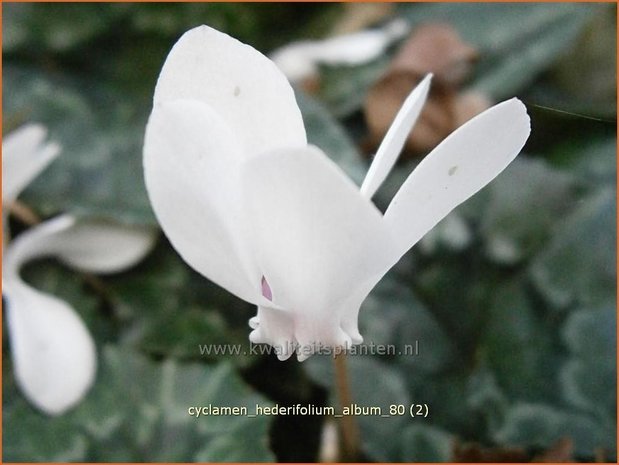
[2,123,60,204]
[144,99,267,305]
[50,220,156,273]
[4,280,96,415]
[154,25,306,155]
[3,215,75,281]
[241,145,398,353]
[3,215,156,276]
[271,19,409,82]
[384,98,531,261]
[310,20,408,66]
[2,213,154,414]
[360,74,432,199]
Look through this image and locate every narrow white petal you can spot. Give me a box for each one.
[271,19,409,82]
[306,26,400,66]
[154,25,306,155]
[2,123,61,204]
[3,215,156,276]
[4,279,96,415]
[384,98,531,261]
[241,145,397,352]
[360,75,432,199]
[144,99,266,305]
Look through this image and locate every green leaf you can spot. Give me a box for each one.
[195,416,274,462]
[318,3,599,117]
[566,138,617,187]
[3,395,88,462]
[296,90,367,185]
[479,157,576,265]
[105,243,189,322]
[360,276,455,374]
[124,3,339,52]
[403,369,477,440]
[470,4,598,98]
[398,3,600,98]
[105,243,256,365]
[81,346,274,461]
[494,402,605,455]
[19,259,114,340]
[317,55,391,118]
[412,254,495,350]
[399,424,453,462]
[4,66,155,225]
[465,367,509,433]
[563,307,616,358]
[478,281,562,403]
[2,3,122,53]
[529,188,616,309]
[560,306,616,419]
[4,345,275,461]
[3,3,335,56]
[304,356,410,461]
[529,6,617,118]
[417,211,473,255]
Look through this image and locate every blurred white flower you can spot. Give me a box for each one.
[270,19,409,82]
[2,124,156,414]
[2,124,61,209]
[143,26,530,361]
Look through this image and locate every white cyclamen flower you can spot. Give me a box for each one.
[144,26,530,361]
[2,124,156,414]
[270,19,409,82]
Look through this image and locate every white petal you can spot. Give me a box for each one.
[3,215,75,281]
[241,145,397,352]
[384,98,531,261]
[154,25,306,155]
[272,31,386,73]
[271,19,409,82]
[304,27,399,66]
[51,220,156,274]
[2,123,60,204]
[144,99,266,305]
[360,75,432,199]
[249,306,296,361]
[270,41,320,82]
[4,279,96,415]
[3,215,156,276]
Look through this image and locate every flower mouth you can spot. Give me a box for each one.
[261,275,273,301]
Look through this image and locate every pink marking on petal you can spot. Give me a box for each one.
[261,275,273,301]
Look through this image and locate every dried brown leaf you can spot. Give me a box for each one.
[452,441,529,463]
[364,23,489,157]
[389,23,478,86]
[532,437,575,463]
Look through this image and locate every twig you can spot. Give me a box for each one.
[334,352,360,461]
[8,200,41,226]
